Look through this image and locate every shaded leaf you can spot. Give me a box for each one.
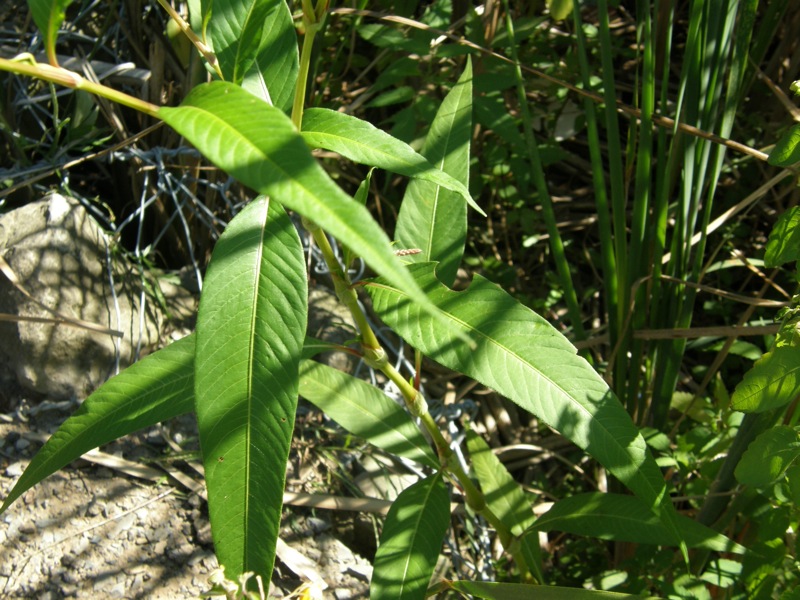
[764,206,800,268]
[1,334,195,513]
[528,492,745,554]
[298,360,437,468]
[371,472,450,600]
[366,262,684,548]
[300,108,481,214]
[206,0,298,111]
[731,345,800,413]
[396,59,474,287]
[441,580,656,599]
[194,197,307,581]
[735,426,800,487]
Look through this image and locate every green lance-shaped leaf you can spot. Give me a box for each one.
[194,196,307,582]
[765,206,800,268]
[735,426,800,487]
[527,492,745,554]
[768,123,800,167]
[371,472,450,600]
[395,58,474,288]
[366,263,684,549]
[159,82,446,333]
[300,108,482,215]
[731,345,800,413]
[440,580,656,599]
[298,360,437,468]
[27,0,73,65]
[466,429,542,577]
[0,334,196,513]
[206,0,298,112]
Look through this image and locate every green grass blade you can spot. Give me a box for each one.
[300,107,481,215]
[194,197,307,582]
[370,472,450,600]
[366,262,684,548]
[206,0,298,111]
[298,360,438,468]
[395,58,474,287]
[0,334,196,513]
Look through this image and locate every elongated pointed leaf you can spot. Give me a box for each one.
[27,0,73,65]
[735,426,800,487]
[466,429,541,578]
[395,59,474,287]
[444,580,655,599]
[0,334,196,513]
[299,360,437,468]
[159,82,441,330]
[366,263,684,547]
[300,108,481,214]
[731,345,800,413]
[371,472,450,600]
[194,197,307,582]
[206,0,298,111]
[528,492,745,554]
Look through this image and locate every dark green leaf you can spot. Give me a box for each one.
[443,580,656,599]
[371,472,450,600]
[764,206,800,267]
[194,197,307,581]
[768,123,800,167]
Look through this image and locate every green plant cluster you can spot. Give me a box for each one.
[1,0,800,598]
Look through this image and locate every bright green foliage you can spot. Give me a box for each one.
[528,492,746,553]
[731,345,800,413]
[27,0,73,64]
[0,334,195,513]
[202,0,298,111]
[768,123,800,168]
[300,108,480,213]
[366,262,683,547]
[735,426,800,487]
[765,206,800,267]
[395,59,473,288]
[194,196,307,580]
[440,580,655,599]
[370,472,450,600]
[298,360,438,469]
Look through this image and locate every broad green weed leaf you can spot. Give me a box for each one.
[396,58,474,287]
[528,492,745,554]
[547,0,574,21]
[28,0,73,65]
[466,429,542,578]
[735,426,800,487]
[764,206,800,267]
[0,334,195,513]
[768,123,800,167]
[300,108,482,215]
[731,345,800,413]
[371,472,449,600]
[442,580,656,599]
[298,360,437,468]
[194,197,307,581]
[366,262,684,548]
[206,0,298,111]
[160,82,445,328]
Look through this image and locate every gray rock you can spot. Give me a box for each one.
[0,194,164,398]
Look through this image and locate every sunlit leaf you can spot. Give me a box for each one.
[367,262,684,549]
[0,334,195,513]
[768,123,800,167]
[298,360,437,468]
[371,472,450,600]
[396,58,474,287]
[27,0,73,65]
[731,345,800,413]
[764,206,800,268]
[194,197,307,581]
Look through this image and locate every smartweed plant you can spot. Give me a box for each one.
[0,0,758,597]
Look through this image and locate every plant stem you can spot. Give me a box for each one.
[0,57,160,118]
[291,18,322,129]
[155,0,222,79]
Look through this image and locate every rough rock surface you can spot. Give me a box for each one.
[0,194,164,398]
